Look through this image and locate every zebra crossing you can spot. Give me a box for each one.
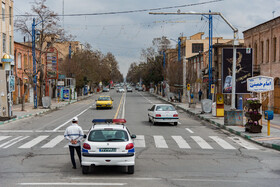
[0,134,259,151]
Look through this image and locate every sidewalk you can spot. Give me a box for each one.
[151,92,280,152]
[0,94,93,125]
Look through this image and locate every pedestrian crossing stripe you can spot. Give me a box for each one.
[0,135,259,150]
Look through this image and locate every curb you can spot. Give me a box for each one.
[0,95,92,125]
[150,93,280,152]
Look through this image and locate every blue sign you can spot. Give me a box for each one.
[63,89,69,100]
[264,110,274,120]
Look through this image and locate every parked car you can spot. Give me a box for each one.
[138,86,143,91]
[102,87,110,92]
[148,104,179,126]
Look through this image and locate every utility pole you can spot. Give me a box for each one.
[32,18,37,109]
[182,56,187,102]
[149,11,238,109]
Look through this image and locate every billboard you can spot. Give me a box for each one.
[46,47,58,79]
[222,48,253,94]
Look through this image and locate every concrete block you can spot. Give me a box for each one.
[224,110,243,126]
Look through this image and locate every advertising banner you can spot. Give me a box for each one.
[222,48,253,94]
[63,89,69,100]
[46,47,58,79]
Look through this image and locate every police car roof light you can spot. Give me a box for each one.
[92,119,126,124]
[92,119,113,123]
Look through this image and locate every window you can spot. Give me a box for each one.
[192,43,203,53]
[9,36,11,55]
[9,6,11,25]
[17,53,22,69]
[24,54,28,68]
[3,33,6,53]
[273,37,277,62]
[261,41,264,63]
[88,130,128,142]
[2,2,5,22]
[266,39,269,62]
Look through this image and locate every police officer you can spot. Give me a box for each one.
[64,116,84,169]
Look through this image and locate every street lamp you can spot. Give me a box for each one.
[32,18,50,109]
[149,11,239,109]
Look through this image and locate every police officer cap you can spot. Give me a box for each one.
[72,116,78,122]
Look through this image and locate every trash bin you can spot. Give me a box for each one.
[201,99,212,113]
[42,96,51,108]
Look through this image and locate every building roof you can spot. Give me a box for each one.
[243,16,280,33]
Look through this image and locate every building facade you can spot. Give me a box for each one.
[243,16,280,113]
[0,0,14,67]
[13,42,41,104]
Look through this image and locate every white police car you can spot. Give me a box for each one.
[81,119,136,174]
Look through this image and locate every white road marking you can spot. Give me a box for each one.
[53,107,90,131]
[0,130,33,133]
[19,136,49,149]
[154,135,168,148]
[3,136,29,148]
[0,136,11,142]
[185,128,194,133]
[178,121,182,125]
[72,177,162,180]
[191,136,213,149]
[18,183,126,186]
[228,136,259,150]
[209,136,236,150]
[41,135,65,148]
[134,135,145,147]
[137,92,153,104]
[64,143,69,148]
[172,136,190,149]
[0,136,23,148]
[121,93,126,119]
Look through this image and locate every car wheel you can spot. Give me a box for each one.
[174,122,178,126]
[82,166,90,174]
[152,118,157,126]
[127,165,134,174]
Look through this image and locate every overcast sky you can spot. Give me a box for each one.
[13,0,280,77]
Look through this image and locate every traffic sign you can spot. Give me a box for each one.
[187,84,190,90]
[211,84,215,94]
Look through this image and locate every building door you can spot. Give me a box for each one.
[274,78,280,114]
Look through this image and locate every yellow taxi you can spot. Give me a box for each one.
[96,96,113,109]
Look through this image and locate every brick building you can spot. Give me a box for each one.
[243,16,280,113]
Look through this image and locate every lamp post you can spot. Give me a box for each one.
[149,11,239,109]
[32,18,50,109]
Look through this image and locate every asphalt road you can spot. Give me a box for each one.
[0,90,279,187]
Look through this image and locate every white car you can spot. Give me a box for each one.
[81,119,136,174]
[148,104,179,126]
[118,88,125,93]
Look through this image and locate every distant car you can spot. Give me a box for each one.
[138,86,143,91]
[102,87,110,92]
[135,86,139,90]
[148,104,179,126]
[119,88,125,93]
[81,119,136,174]
[96,96,113,109]
[127,87,133,92]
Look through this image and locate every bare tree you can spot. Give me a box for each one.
[15,0,72,106]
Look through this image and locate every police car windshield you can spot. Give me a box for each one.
[88,130,128,142]
[98,97,111,101]
[156,105,175,111]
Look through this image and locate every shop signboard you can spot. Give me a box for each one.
[63,89,69,100]
[46,47,58,79]
[222,48,253,94]
[247,76,274,93]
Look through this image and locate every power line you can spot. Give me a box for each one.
[13,0,224,17]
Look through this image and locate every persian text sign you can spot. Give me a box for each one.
[46,47,58,79]
[247,76,274,93]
